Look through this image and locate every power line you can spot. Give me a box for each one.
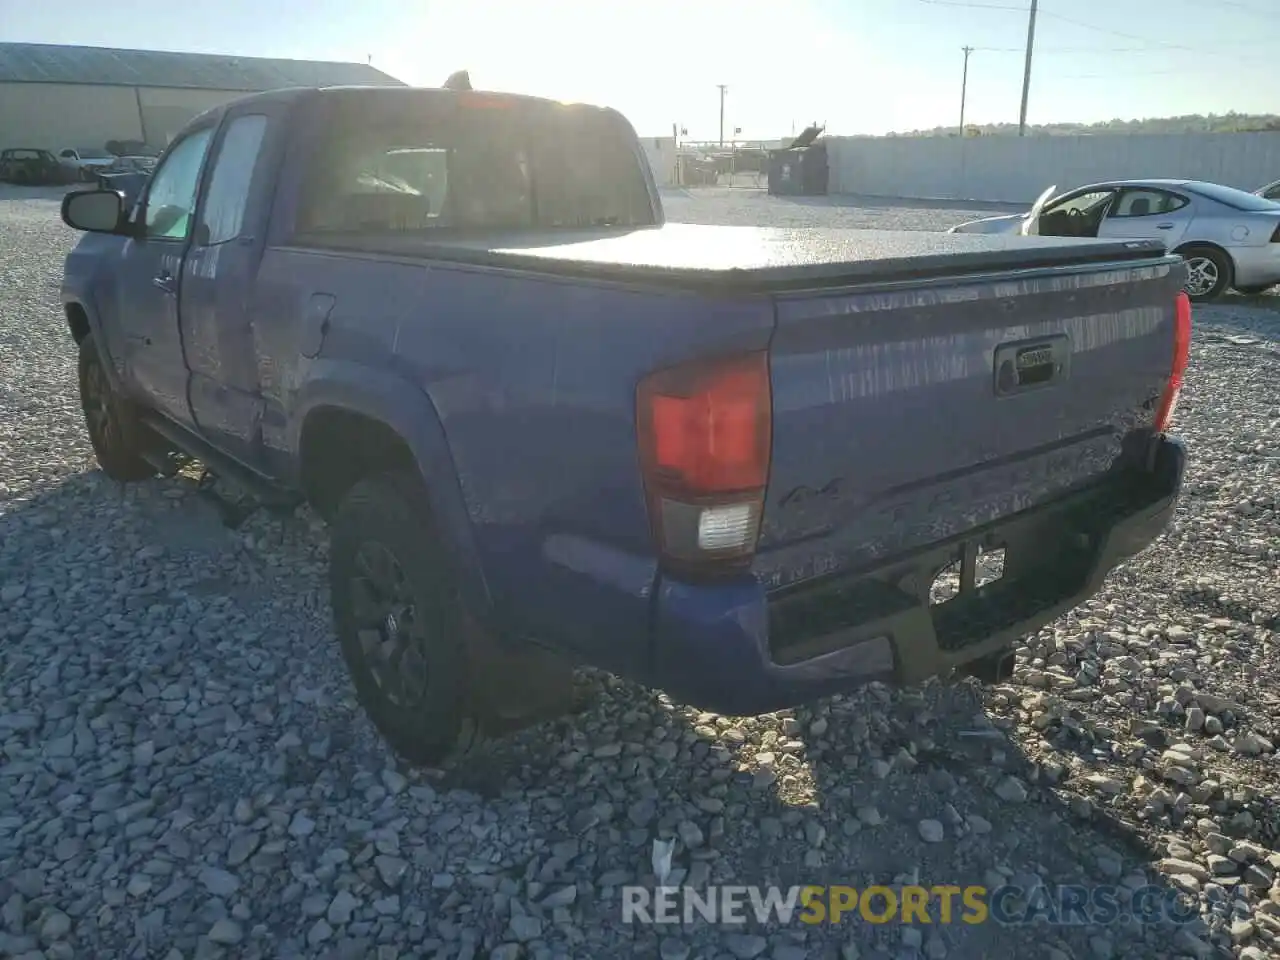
[918,0,1274,53]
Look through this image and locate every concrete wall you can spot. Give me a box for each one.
[0,82,142,150]
[827,132,1280,203]
[640,136,678,187]
[0,82,266,153]
[135,87,252,146]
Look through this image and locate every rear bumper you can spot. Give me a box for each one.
[648,435,1186,716]
[1230,244,1280,289]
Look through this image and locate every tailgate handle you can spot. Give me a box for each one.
[993,335,1070,396]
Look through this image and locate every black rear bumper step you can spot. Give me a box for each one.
[766,435,1185,680]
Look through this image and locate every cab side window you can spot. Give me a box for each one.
[199,114,269,245]
[143,128,215,240]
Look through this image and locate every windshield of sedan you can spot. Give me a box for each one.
[1187,181,1280,212]
[296,92,656,237]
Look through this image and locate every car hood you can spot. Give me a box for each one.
[948,213,1026,234]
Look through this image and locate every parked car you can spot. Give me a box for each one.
[95,169,150,203]
[1256,179,1280,202]
[0,147,69,185]
[949,179,1280,301]
[58,147,118,181]
[59,84,1189,767]
[108,155,158,174]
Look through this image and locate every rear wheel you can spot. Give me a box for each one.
[1178,245,1232,302]
[329,469,580,766]
[78,336,155,482]
[329,471,478,766]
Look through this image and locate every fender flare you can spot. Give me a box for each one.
[62,294,129,394]
[291,359,493,620]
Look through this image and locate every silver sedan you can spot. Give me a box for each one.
[949,179,1280,301]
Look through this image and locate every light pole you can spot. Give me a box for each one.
[959,45,974,135]
[1018,0,1038,136]
[717,84,728,146]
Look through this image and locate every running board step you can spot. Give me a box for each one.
[140,414,302,525]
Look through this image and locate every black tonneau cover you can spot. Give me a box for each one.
[291,222,1173,293]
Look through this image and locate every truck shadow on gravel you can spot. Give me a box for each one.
[0,471,1206,960]
[438,669,1203,958]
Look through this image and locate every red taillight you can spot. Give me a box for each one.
[1153,290,1192,433]
[636,352,772,575]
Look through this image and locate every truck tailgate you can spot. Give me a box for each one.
[757,255,1184,592]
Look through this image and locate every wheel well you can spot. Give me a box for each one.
[298,408,418,520]
[1174,241,1233,265]
[65,304,90,344]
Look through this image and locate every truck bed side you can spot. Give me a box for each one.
[253,246,774,679]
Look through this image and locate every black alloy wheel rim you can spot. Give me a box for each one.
[349,541,433,708]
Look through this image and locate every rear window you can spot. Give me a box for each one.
[1187,181,1280,212]
[295,92,656,237]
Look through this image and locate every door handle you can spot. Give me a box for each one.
[152,271,176,294]
[1156,223,1174,229]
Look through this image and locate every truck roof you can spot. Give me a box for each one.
[184,84,613,129]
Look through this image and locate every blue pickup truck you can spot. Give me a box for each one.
[60,84,1190,766]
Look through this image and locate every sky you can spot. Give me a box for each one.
[2,0,1275,140]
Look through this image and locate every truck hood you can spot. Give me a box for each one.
[311,222,1168,291]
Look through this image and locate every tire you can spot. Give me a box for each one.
[1177,245,1233,302]
[1234,284,1275,296]
[329,470,479,766]
[78,336,155,482]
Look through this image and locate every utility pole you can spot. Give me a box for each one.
[959,45,973,136]
[1017,0,1038,136]
[717,84,728,146]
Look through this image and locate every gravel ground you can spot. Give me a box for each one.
[2,181,1279,960]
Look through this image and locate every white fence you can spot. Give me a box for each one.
[640,136,678,187]
[826,131,1280,203]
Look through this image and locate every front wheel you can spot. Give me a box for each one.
[1177,245,1233,302]
[78,336,155,482]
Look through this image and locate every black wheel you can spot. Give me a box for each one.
[1177,245,1233,302]
[1234,284,1275,296]
[78,336,155,482]
[329,470,479,766]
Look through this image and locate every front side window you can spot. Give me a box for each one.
[1046,190,1114,217]
[144,127,214,240]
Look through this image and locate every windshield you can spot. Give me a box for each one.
[1187,181,1280,212]
[77,148,113,159]
[296,93,656,237]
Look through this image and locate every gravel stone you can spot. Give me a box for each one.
[206,919,244,946]
[4,184,1279,960]
[918,819,946,843]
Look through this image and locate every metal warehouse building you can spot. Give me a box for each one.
[0,42,403,154]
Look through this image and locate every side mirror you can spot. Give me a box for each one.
[61,189,128,234]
